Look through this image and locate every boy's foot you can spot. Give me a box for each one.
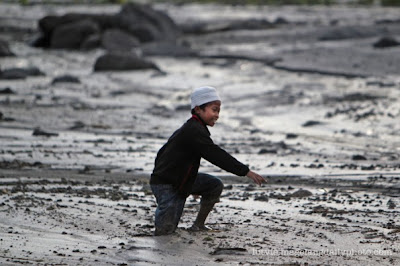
[188,224,212,232]
[154,228,175,236]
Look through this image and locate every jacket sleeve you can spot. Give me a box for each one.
[190,126,250,176]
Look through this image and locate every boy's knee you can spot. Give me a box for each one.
[213,177,223,195]
[202,178,223,205]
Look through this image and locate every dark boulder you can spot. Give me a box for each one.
[94,53,160,72]
[302,120,323,127]
[0,67,44,80]
[52,75,81,84]
[80,33,102,50]
[117,3,180,42]
[32,127,59,137]
[0,87,15,94]
[373,36,400,48]
[34,3,180,50]
[51,19,100,49]
[36,13,117,48]
[101,29,140,52]
[0,40,15,57]
[352,154,367,160]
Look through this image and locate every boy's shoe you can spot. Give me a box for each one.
[188,224,212,232]
[154,228,175,236]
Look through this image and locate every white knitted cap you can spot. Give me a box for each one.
[190,86,221,109]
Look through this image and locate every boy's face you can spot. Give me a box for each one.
[195,101,221,127]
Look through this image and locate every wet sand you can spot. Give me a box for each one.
[1,2,400,265]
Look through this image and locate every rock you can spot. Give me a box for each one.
[387,199,396,209]
[117,3,180,43]
[94,52,160,72]
[34,3,180,52]
[52,75,81,84]
[101,28,140,52]
[0,87,15,94]
[80,33,102,50]
[36,13,116,48]
[0,112,15,122]
[352,154,367,160]
[69,121,86,130]
[224,185,233,190]
[32,127,59,137]
[373,36,400,48]
[254,194,269,202]
[50,19,100,49]
[258,148,277,154]
[0,39,15,57]
[286,133,298,139]
[290,189,312,198]
[302,120,323,127]
[274,17,289,24]
[0,67,44,80]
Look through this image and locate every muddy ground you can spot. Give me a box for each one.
[1,2,400,265]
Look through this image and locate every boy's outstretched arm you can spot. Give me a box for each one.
[246,170,266,186]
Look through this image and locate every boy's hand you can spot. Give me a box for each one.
[246,170,266,186]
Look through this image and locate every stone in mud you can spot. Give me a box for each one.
[101,29,140,52]
[0,87,15,94]
[373,36,400,48]
[52,75,81,84]
[32,127,59,137]
[290,189,312,198]
[274,17,289,24]
[387,199,396,209]
[258,148,277,154]
[352,154,367,160]
[0,39,15,57]
[254,194,269,202]
[286,133,298,139]
[50,19,100,49]
[0,67,44,80]
[69,121,86,130]
[302,120,323,127]
[94,53,160,72]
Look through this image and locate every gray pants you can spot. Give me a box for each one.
[150,173,223,235]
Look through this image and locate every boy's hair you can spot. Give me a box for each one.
[191,103,208,115]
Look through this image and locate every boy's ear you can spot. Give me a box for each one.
[194,106,201,113]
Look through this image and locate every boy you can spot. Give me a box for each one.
[150,86,265,236]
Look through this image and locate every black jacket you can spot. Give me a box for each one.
[150,115,250,197]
